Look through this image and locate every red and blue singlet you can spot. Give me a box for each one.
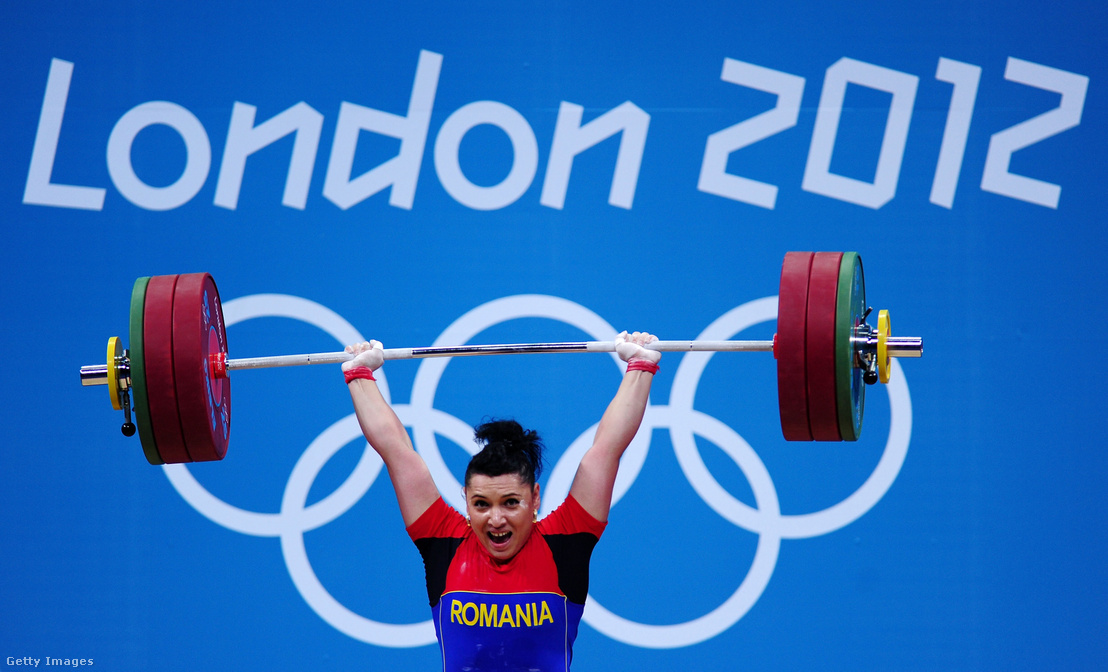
[406,495,606,671]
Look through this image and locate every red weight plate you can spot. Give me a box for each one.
[806,252,843,441]
[143,274,192,464]
[172,273,231,462]
[777,252,814,441]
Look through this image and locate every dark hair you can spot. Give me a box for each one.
[464,419,545,487]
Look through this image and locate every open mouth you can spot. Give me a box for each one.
[488,531,512,547]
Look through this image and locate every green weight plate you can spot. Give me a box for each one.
[835,253,866,441]
[129,277,163,465]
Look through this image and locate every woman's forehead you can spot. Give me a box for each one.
[466,473,531,497]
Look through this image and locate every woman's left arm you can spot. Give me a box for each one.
[569,332,658,522]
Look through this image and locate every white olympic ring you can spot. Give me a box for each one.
[162,292,912,649]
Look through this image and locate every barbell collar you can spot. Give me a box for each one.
[81,361,132,386]
[876,336,923,358]
[81,364,110,386]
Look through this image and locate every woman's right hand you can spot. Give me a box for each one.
[342,340,385,372]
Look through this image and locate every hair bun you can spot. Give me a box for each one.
[468,418,545,485]
[475,419,530,447]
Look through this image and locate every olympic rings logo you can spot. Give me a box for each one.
[161,293,912,649]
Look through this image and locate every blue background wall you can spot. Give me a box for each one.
[2,2,1105,670]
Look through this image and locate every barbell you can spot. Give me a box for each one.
[79,251,922,465]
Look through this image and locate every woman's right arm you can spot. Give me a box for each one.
[345,341,440,526]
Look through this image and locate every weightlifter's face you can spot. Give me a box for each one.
[464,473,540,562]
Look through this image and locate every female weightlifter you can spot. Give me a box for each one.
[342,331,660,671]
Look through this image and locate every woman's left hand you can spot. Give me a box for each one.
[615,331,660,364]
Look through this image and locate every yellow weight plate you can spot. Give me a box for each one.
[107,336,123,411]
[877,310,891,384]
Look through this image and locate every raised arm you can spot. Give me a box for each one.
[344,341,440,526]
[569,331,659,522]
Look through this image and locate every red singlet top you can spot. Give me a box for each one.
[406,495,606,671]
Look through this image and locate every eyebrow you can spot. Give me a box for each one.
[469,491,524,501]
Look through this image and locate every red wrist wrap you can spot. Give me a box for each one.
[344,367,376,384]
[626,359,660,374]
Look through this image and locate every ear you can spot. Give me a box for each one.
[462,486,473,519]
[532,483,541,511]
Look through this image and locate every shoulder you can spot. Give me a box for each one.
[537,494,607,539]
[406,497,469,541]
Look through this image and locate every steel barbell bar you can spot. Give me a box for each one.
[82,336,922,380]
